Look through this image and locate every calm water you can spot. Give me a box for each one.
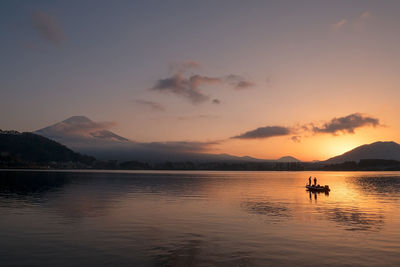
[0,170,399,267]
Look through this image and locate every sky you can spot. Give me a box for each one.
[1,0,400,161]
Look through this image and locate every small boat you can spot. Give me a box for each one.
[306,185,330,192]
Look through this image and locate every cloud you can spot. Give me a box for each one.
[361,11,371,19]
[332,11,371,31]
[135,99,165,111]
[31,10,65,45]
[232,112,381,142]
[332,19,348,30]
[232,126,292,139]
[225,75,255,89]
[139,140,219,153]
[311,113,380,135]
[151,73,219,104]
[151,63,255,104]
[212,99,221,104]
[291,136,301,143]
[353,11,371,31]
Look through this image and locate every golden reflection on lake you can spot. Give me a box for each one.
[0,170,399,266]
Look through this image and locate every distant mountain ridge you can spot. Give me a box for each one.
[277,156,300,162]
[325,141,400,163]
[34,116,301,163]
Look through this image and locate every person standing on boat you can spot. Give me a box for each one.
[314,177,317,186]
[308,176,311,186]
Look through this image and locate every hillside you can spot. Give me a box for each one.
[0,130,95,167]
[277,156,300,162]
[325,141,400,164]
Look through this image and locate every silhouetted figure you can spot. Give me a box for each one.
[308,176,311,186]
[314,177,317,186]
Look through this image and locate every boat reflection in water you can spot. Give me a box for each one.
[308,189,329,203]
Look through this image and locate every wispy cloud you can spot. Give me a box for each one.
[226,74,255,89]
[232,126,292,139]
[151,63,255,104]
[353,11,371,31]
[31,10,65,45]
[140,140,219,153]
[332,11,371,31]
[311,113,380,135]
[135,99,165,111]
[332,19,348,30]
[291,136,301,143]
[361,11,371,19]
[177,114,219,121]
[212,99,221,104]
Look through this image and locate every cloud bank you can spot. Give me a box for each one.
[139,140,219,153]
[232,113,381,142]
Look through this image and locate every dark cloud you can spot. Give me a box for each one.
[291,136,301,143]
[31,10,65,45]
[232,126,292,139]
[225,74,255,89]
[312,113,380,135]
[212,99,221,104]
[151,64,255,104]
[151,73,218,104]
[231,113,381,142]
[135,99,165,111]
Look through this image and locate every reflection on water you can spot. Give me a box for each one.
[242,200,291,219]
[317,206,385,232]
[348,176,400,194]
[152,238,204,267]
[0,170,400,266]
[308,190,329,204]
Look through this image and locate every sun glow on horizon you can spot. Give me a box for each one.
[324,141,360,159]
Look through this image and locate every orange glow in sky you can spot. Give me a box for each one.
[2,1,400,161]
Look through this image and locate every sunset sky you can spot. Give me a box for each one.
[1,0,400,161]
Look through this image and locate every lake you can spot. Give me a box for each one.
[0,170,399,266]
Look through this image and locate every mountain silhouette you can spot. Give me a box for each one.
[0,130,95,166]
[325,141,400,163]
[34,116,300,162]
[277,156,300,162]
